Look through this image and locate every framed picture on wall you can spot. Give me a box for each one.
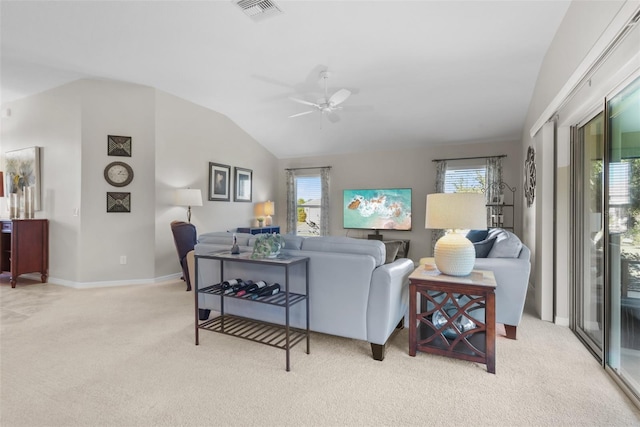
[234,167,252,202]
[208,162,231,201]
[4,146,42,211]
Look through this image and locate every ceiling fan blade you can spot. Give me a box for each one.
[289,97,319,108]
[289,110,315,118]
[328,89,351,107]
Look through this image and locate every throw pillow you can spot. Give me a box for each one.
[487,230,523,258]
[383,241,402,264]
[466,229,489,243]
[473,236,497,258]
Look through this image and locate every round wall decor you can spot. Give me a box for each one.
[104,161,134,187]
[524,146,536,207]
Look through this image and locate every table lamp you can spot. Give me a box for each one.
[175,188,203,223]
[264,200,274,226]
[425,193,487,276]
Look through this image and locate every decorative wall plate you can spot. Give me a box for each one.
[107,192,131,213]
[108,135,132,157]
[524,146,536,207]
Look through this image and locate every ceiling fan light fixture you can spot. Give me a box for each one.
[235,0,283,21]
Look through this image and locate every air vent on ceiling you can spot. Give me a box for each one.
[235,0,283,22]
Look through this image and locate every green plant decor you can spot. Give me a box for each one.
[251,233,285,259]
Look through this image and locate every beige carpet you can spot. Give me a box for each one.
[1,277,639,427]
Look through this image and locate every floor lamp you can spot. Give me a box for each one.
[175,188,202,223]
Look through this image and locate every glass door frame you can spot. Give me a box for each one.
[570,108,607,362]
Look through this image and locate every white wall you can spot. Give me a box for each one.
[0,82,83,282]
[154,90,278,279]
[521,0,638,322]
[79,80,157,282]
[277,139,522,263]
[1,79,279,286]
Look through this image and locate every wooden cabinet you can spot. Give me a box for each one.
[0,219,49,288]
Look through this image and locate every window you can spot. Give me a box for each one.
[444,163,486,194]
[296,175,322,236]
[286,167,330,236]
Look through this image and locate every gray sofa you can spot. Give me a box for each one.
[194,233,415,361]
[470,228,532,339]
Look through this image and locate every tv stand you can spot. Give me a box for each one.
[364,232,410,259]
[367,230,383,241]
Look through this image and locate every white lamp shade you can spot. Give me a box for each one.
[425,192,486,276]
[425,193,487,230]
[175,189,203,207]
[264,200,274,216]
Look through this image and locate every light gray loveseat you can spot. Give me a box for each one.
[470,228,532,339]
[194,233,415,361]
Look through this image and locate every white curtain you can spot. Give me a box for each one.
[320,167,330,236]
[285,170,296,234]
[486,156,504,226]
[431,160,448,253]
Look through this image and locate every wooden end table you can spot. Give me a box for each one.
[409,262,496,374]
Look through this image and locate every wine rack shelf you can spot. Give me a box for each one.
[195,251,310,371]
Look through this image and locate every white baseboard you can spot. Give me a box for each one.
[30,273,182,289]
[555,316,570,327]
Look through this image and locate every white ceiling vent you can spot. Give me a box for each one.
[235,0,283,22]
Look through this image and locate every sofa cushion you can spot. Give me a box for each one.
[487,230,523,258]
[474,236,497,258]
[466,229,489,243]
[301,236,385,266]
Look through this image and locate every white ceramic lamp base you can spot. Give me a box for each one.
[434,232,476,276]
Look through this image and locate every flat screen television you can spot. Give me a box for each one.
[343,188,412,231]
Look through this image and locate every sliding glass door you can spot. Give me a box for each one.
[574,112,605,356]
[606,77,640,395]
[573,76,640,400]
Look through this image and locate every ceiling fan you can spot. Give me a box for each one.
[289,70,352,123]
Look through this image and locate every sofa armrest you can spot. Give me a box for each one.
[366,258,414,345]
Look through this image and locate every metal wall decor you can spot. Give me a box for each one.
[108,135,132,157]
[524,146,536,207]
[107,192,131,213]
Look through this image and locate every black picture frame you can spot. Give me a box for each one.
[107,135,132,157]
[234,167,252,202]
[208,162,231,201]
[107,192,131,213]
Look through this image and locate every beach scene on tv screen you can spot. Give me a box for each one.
[344,189,412,230]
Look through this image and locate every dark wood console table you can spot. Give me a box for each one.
[0,219,49,288]
[408,264,496,373]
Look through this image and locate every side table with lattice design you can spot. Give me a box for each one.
[408,264,496,373]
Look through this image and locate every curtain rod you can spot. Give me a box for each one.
[431,154,506,162]
[285,166,332,171]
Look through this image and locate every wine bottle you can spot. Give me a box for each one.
[222,278,243,294]
[236,280,256,297]
[257,283,280,297]
[254,280,268,290]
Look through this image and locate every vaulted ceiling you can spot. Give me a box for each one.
[1,1,571,158]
